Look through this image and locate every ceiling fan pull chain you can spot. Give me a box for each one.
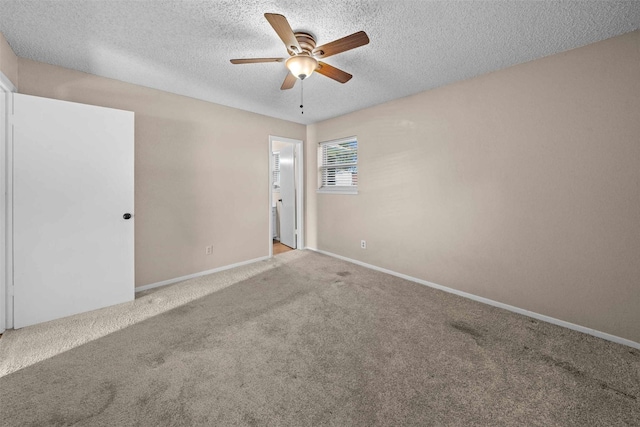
[300,79,304,115]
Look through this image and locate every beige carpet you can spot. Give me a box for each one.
[0,250,638,425]
[0,252,294,377]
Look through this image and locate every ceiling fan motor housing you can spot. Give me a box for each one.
[290,32,316,55]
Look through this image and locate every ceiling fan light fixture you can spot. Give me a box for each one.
[231,14,369,89]
[286,54,318,80]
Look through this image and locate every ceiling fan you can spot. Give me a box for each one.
[230,13,370,90]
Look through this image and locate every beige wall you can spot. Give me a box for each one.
[17,58,305,287]
[306,30,640,343]
[0,33,18,88]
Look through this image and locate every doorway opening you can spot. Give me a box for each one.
[269,136,303,257]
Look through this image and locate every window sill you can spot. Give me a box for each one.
[317,188,358,195]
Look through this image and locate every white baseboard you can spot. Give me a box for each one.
[135,256,270,293]
[306,247,640,350]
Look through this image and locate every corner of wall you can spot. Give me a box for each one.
[304,123,318,250]
[0,32,19,90]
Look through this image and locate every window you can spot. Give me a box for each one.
[272,151,280,191]
[318,136,358,194]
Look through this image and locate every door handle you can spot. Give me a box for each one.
[123,213,132,220]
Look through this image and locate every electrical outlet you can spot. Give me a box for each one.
[205,245,213,255]
[361,240,366,249]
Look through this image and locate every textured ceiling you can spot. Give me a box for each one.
[0,1,639,124]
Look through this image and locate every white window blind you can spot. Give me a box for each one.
[318,137,358,193]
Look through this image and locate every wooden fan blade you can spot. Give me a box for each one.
[313,31,369,59]
[230,58,284,64]
[264,13,301,54]
[316,62,352,83]
[281,72,297,90]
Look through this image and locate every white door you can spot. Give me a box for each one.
[279,144,296,249]
[12,94,134,328]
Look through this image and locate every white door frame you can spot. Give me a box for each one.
[268,135,304,257]
[0,71,17,332]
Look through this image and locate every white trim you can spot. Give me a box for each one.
[5,92,13,331]
[0,71,16,93]
[316,188,358,195]
[1,71,16,333]
[268,135,304,257]
[0,87,5,334]
[306,247,640,350]
[135,255,270,293]
[318,135,357,146]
